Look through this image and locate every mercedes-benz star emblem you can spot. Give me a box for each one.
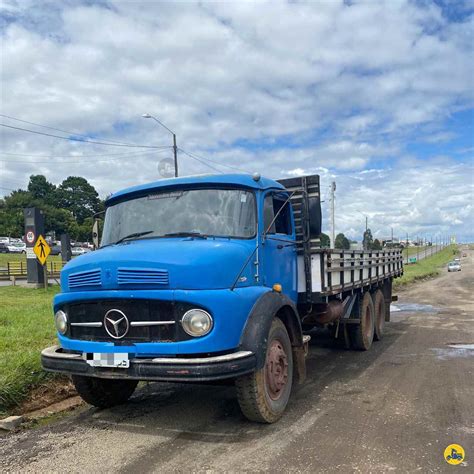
[104,309,130,339]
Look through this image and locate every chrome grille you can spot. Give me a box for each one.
[68,269,101,289]
[117,268,169,286]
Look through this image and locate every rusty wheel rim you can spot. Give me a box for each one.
[363,306,372,341]
[264,339,289,401]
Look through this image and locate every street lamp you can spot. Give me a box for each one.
[142,113,178,177]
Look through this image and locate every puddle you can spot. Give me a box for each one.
[447,343,474,350]
[391,303,438,313]
[432,346,474,360]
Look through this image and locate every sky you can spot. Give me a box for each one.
[0,0,473,242]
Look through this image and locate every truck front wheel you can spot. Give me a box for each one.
[71,375,138,408]
[235,318,293,423]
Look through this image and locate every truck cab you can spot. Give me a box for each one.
[42,174,311,422]
[42,173,402,423]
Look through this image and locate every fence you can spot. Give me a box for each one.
[403,244,448,265]
[0,260,66,280]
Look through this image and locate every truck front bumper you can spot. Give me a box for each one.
[41,345,256,382]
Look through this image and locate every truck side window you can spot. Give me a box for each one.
[264,193,292,235]
[263,195,276,234]
[273,194,292,235]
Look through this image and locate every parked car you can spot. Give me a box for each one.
[0,237,10,244]
[7,242,26,254]
[71,247,91,256]
[0,242,9,253]
[448,261,461,272]
[50,245,62,256]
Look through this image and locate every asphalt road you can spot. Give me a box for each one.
[1,250,472,473]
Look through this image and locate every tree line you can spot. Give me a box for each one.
[319,230,383,250]
[0,175,103,241]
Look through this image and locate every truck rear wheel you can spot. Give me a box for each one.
[71,375,138,408]
[235,318,293,423]
[349,291,375,351]
[372,289,385,341]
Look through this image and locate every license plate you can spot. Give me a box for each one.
[83,353,130,368]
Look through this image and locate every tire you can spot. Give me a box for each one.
[71,375,138,408]
[372,289,385,341]
[349,291,375,351]
[235,318,293,423]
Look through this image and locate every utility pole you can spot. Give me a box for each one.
[142,113,178,177]
[330,181,336,248]
[172,134,178,177]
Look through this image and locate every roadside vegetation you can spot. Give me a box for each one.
[0,286,59,416]
[402,246,427,258]
[395,245,458,288]
[0,253,63,266]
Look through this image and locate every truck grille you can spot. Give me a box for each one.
[64,299,194,343]
[68,269,102,289]
[117,268,169,286]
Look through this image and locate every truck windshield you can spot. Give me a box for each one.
[101,188,256,245]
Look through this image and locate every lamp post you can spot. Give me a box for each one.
[142,113,178,177]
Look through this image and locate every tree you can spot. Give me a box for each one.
[335,232,350,250]
[319,232,330,248]
[363,228,374,250]
[372,238,382,250]
[28,175,57,205]
[57,176,101,224]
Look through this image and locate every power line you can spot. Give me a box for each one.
[0,148,171,158]
[0,123,165,149]
[178,147,248,173]
[178,148,223,174]
[0,149,171,164]
[0,113,144,147]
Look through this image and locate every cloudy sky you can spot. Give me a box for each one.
[1,0,473,242]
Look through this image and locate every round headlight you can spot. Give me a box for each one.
[181,309,213,337]
[54,310,68,335]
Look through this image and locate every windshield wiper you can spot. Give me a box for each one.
[163,232,208,239]
[114,230,154,245]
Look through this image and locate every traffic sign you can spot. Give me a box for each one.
[33,235,51,265]
[26,230,35,244]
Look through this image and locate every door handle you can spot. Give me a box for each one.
[277,244,284,249]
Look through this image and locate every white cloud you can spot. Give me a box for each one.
[0,0,473,240]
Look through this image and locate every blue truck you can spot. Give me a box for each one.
[41,173,403,423]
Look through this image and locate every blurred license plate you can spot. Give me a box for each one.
[83,353,129,368]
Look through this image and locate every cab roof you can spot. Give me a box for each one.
[106,173,285,204]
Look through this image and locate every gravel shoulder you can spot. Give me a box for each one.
[1,250,472,473]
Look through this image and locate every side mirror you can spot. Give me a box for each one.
[92,218,100,249]
[308,195,322,237]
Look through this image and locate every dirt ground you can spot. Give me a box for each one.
[1,249,472,473]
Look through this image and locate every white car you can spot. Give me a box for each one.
[7,242,26,254]
[71,247,91,256]
[0,237,10,244]
[447,261,461,272]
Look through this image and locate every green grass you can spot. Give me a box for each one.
[0,285,60,416]
[0,253,63,266]
[395,245,459,288]
[402,246,427,258]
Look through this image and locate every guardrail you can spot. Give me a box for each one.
[0,260,66,280]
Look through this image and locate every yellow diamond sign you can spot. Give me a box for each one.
[33,234,51,265]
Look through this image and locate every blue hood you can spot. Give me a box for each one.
[60,238,255,291]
